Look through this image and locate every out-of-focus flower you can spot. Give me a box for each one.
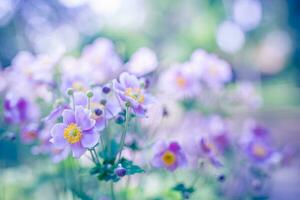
[50,106,99,158]
[246,138,273,163]
[159,63,201,99]
[241,121,274,163]
[217,21,245,53]
[80,38,122,83]
[3,94,39,124]
[113,72,154,116]
[152,141,187,171]
[20,123,39,144]
[233,0,262,31]
[126,47,158,76]
[200,54,232,89]
[234,82,262,109]
[11,51,57,84]
[253,30,292,74]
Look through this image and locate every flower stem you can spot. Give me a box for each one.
[117,106,130,162]
[92,148,100,165]
[110,182,116,200]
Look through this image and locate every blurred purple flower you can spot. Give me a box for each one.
[152,141,187,171]
[113,72,154,116]
[50,106,99,158]
[241,121,273,163]
[3,94,39,124]
[160,63,201,99]
[191,49,232,89]
[20,123,39,144]
[246,138,273,163]
[126,47,158,76]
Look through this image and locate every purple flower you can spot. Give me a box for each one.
[241,121,273,163]
[246,138,273,163]
[50,106,99,158]
[199,138,223,167]
[3,94,39,124]
[73,87,121,131]
[159,63,201,99]
[152,141,187,171]
[20,123,39,144]
[126,47,158,76]
[191,49,232,89]
[113,72,154,116]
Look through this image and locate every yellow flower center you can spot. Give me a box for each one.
[162,150,176,166]
[175,74,187,88]
[72,81,87,92]
[125,88,145,103]
[208,65,219,77]
[252,143,267,158]
[63,123,82,144]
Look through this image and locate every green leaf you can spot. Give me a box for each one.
[119,158,145,175]
[172,183,195,199]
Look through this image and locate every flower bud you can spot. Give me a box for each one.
[115,116,125,124]
[94,108,103,116]
[100,99,107,105]
[67,88,74,96]
[217,174,226,182]
[114,164,126,177]
[102,86,111,94]
[86,90,94,98]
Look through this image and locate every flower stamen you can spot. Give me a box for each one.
[162,150,176,166]
[64,123,82,144]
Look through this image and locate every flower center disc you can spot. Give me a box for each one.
[162,151,176,166]
[175,75,187,88]
[252,143,267,158]
[125,88,145,103]
[64,123,82,144]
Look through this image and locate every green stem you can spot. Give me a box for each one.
[92,148,100,165]
[117,106,130,162]
[89,149,96,164]
[110,182,116,200]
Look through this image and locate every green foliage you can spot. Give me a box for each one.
[99,139,119,163]
[90,158,144,183]
[172,183,195,199]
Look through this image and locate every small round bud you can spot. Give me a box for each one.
[100,99,107,105]
[6,132,16,141]
[125,102,131,107]
[86,90,94,98]
[183,192,190,199]
[115,116,125,124]
[114,164,127,177]
[102,86,111,94]
[94,108,103,116]
[67,88,74,96]
[162,107,169,117]
[217,174,226,182]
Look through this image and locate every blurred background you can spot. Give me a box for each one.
[0,0,299,199]
[0,0,299,104]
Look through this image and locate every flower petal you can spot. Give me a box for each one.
[62,109,75,124]
[71,143,86,158]
[50,123,67,148]
[74,92,88,107]
[81,130,99,148]
[75,106,95,131]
